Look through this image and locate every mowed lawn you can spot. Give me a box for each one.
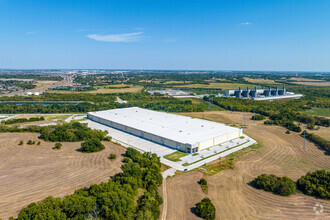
[163,151,188,162]
[302,108,330,117]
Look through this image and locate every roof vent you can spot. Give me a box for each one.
[179,130,182,132]
[201,125,204,127]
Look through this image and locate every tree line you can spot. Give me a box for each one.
[14,148,163,219]
[3,116,44,125]
[251,170,329,199]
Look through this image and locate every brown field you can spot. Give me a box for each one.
[308,126,330,141]
[47,84,143,94]
[290,77,325,82]
[165,111,330,219]
[290,81,330,87]
[243,77,280,85]
[0,133,125,219]
[176,82,260,90]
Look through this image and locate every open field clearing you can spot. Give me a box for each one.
[165,111,330,219]
[289,81,330,86]
[0,133,125,219]
[0,78,34,81]
[290,77,326,82]
[243,77,281,85]
[87,86,142,93]
[163,80,192,84]
[47,84,143,94]
[302,108,330,117]
[176,82,260,90]
[308,126,330,141]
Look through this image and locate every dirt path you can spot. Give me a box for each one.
[0,133,125,219]
[166,111,330,219]
[161,177,167,220]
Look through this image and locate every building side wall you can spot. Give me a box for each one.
[199,138,214,151]
[88,113,188,152]
[87,113,241,153]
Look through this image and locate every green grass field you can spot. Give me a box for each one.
[182,98,225,111]
[163,151,188,162]
[43,115,71,121]
[302,108,330,117]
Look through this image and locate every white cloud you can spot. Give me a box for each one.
[239,22,251,25]
[87,32,144,42]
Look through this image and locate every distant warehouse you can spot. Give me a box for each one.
[87,107,242,154]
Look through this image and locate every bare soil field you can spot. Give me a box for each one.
[243,77,281,85]
[0,133,125,219]
[166,111,330,220]
[290,81,330,87]
[290,77,325,82]
[176,82,260,90]
[309,126,330,141]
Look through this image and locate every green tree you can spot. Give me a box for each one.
[80,138,105,153]
[195,198,216,220]
[54,143,62,150]
[109,153,117,160]
[18,140,23,145]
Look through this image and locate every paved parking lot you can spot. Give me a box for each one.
[86,120,176,157]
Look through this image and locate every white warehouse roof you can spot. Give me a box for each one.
[88,107,241,145]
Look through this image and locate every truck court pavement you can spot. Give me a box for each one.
[85,119,257,171]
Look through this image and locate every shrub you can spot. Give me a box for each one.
[109,153,117,160]
[251,114,265,120]
[297,169,330,200]
[285,130,290,134]
[200,178,208,193]
[195,198,216,220]
[18,140,23,145]
[37,141,41,145]
[27,140,35,145]
[251,174,296,196]
[54,143,62,150]
[80,138,105,153]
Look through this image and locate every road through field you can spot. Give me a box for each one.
[0,133,125,219]
[165,111,330,219]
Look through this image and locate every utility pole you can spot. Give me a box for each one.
[303,130,306,149]
[231,103,233,113]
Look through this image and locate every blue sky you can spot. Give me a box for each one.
[0,0,329,71]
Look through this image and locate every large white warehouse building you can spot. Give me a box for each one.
[87,107,242,153]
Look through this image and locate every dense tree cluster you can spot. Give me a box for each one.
[15,148,163,220]
[251,174,296,196]
[296,170,330,200]
[3,116,44,125]
[302,131,330,153]
[195,198,216,220]
[251,114,265,120]
[17,83,36,89]
[80,138,105,153]
[207,96,329,132]
[0,74,62,81]
[52,86,97,92]
[39,122,110,142]
[0,92,205,113]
